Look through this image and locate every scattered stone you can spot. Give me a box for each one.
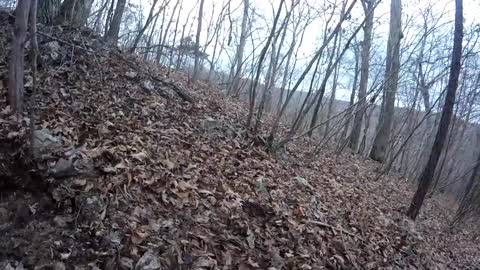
[51,158,74,177]
[32,129,61,158]
[142,80,155,92]
[103,231,122,248]
[54,262,66,270]
[75,194,105,224]
[53,216,72,228]
[0,207,10,224]
[119,257,134,270]
[135,250,161,270]
[294,176,314,190]
[125,71,138,79]
[204,116,218,131]
[43,41,61,61]
[73,157,95,176]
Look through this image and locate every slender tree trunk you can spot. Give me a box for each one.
[247,0,285,128]
[55,0,94,27]
[102,0,115,35]
[105,0,126,44]
[37,0,60,25]
[276,36,296,116]
[151,6,165,61]
[157,0,181,64]
[268,0,358,147]
[192,0,205,82]
[168,2,183,75]
[308,35,339,137]
[349,0,374,151]
[341,46,360,143]
[129,0,160,53]
[176,23,187,70]
[208,27,221,80]
[325,31,343,136]
[8,0,31,113]
[144,11,160,60]
[229,0,249,96]
[369,0,402,163]
[454,129,480,223]
[406,0,463,220]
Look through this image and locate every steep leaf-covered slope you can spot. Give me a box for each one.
[0,22,478,270]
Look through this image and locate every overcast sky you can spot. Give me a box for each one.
[129,0,479,101]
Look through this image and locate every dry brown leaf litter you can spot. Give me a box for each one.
[0,19,479,270]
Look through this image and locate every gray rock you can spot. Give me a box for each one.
[119,257,134,270]
[0,262,25,270]
[43,41,61,61]
[204,116,219,131]
[125,71,138,79]
[75,195,105,224]
[49,154,95,178]
[33,129,61,158]
[142,81,155,92]
[73,157,95,176]
[103,231,122,248]
[51,158,74,177]
[135,250,161,270]
[53,216,72,228]
[54,262,66,270]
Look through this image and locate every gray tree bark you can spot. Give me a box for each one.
[192,0,205,82]
[8,0,31,113]
[55,0,93,27]
[37,0,60,25]
[349,0,375,152]
[407,0,463,220]
[105,0,126,44]
[229,0,249,96]
[369,0,402,163]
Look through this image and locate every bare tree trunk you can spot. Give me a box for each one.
[102,0,115,34]
[454,129,480,224]
[276,35,297,116]
[176,22,187,70]
[308,34,340,137]
[8,0,31,113]
[325,31,343,135]
[168,1,183,75]
[254,25,282,133]
[208,26,221,80]
[246,0,285,128]
[359,104,374,155]
[144,11,161,60]
[55,0,93,27]
[129,0,161,53]
[229,0,249,96]
[369,0,402,163]
[157,0,181,64]
[349,0,374,151]
[28,0,38,154]
[267,0,359,147]
[37,0,60,25]
[407,0,463,220]
[150,6,164,61]
[192,0,205,82]
[340,45,360,143]
[105,0,126,44]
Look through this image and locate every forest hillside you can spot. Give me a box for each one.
[2,0,480,269]
[1,8,480,269]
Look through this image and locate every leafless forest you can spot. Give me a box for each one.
[1,0,480,268]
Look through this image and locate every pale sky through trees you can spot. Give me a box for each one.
[128,0,479,101]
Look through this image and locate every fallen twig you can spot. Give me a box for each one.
[114,52,195,104]
[307,220,362,241]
